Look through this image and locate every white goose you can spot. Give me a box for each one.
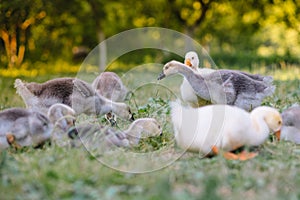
[92,72,129,125]
[181,51,215,107]
[0,108,52,149]
[68,118,162,148]
[158,60,275,110]
[170,101,282,160]
[14,78,134,121]
[276,105,300,144]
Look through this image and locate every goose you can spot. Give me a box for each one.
[0,108,52,149]
[47,103,76,145]
[14,78,134,121]
[181,51,215,107]
[170,101,282,160]
[92,72,129,125]
[184,51,273,82]
[68,118,162,148]
[276,105,300,144]
[180,51,274,108]
[158,60,275,111]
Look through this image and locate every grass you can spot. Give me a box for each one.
[0,64,300,199]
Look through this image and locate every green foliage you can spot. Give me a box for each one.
[1,0,300,69]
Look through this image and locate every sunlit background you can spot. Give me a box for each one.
[1,0,300,79]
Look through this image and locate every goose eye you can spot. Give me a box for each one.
[192,57,194,60]
[165,66,169,70]
[278,120,282,125]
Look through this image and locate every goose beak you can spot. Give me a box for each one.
[157,72,166,80]
[275,130,281,141]
[68,127,78,139]
[130,113,135,122]
[185,59,192,67]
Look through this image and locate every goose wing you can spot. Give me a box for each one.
[282,106,300,129]
[219,70,275,110]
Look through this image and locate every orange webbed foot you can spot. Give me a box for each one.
[223,152,240,160]
[211,145,219,155]
[237,151,258,161]
[223,151,258,161]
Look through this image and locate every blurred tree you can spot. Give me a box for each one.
[0,0,299,69]
[256,0,300,58]
[86,0,107,70]
[0,0,46,68]
[26,0,98,64]
[167,0,214,36]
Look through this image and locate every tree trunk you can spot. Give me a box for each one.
[1,28,27,69]
[0,29,22,69]
[98,29,107,72]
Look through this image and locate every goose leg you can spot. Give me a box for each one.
[211,145,238,159]
[211,146,256,160]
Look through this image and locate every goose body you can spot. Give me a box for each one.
[170,101,282,157]
[69,118,162,148]
[92,72,128,102]
[14,78,134,121]
[278,105,300,144]
[159,60,275,110]
[0,108,52,149]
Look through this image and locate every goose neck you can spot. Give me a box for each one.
[249,111,269,145]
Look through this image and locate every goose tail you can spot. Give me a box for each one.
[259,75,275,98]
[262,75,274,85]
[263,84,276,98]
[14,79,38,108]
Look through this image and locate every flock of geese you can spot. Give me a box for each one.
[0,51,299,161]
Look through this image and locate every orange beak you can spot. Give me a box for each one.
[185,59,192,67]
[275,130,281,141]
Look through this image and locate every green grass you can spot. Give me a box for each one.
[0,65,300,199]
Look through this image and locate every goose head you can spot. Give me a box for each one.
[126,118,162,145]
[6,110,52,148]
[264,109,282,132]
[111,102,134,122]
[158,60,184,80]
[275,105,300,141]
[27,111,53,146]
[251,106,282,141]
[47,103,76,132]
[184,51,199,70]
